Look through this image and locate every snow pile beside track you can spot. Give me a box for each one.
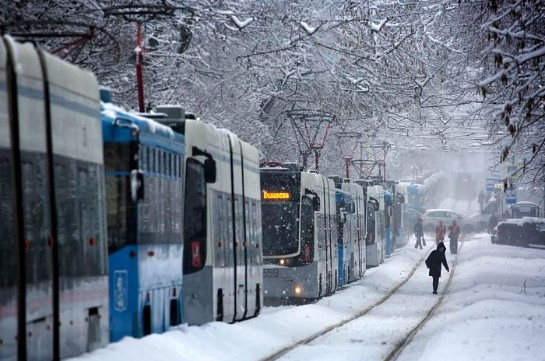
[68,238,430,361]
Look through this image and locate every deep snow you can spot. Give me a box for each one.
[69,234,545,361]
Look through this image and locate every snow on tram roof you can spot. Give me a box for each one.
[101,101,178,139]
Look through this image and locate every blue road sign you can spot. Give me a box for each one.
[506,190,517,205]
[486,177,499,192]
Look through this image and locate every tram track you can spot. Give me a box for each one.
[262,238,464,361]
[261,245,432,361]
[384,239,464,361]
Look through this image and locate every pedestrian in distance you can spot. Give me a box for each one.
[488,213,498,234]
[425,241,449,294]
[478,190,485,212]
[448,220,460,254]
[414,217,424,249]
[435,220,446,245]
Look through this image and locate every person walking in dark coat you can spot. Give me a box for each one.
[425,242,449,294]
[414,218,424,249]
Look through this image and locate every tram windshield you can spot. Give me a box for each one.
[262,202,299,256]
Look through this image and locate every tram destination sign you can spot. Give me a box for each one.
[262,190,291,200]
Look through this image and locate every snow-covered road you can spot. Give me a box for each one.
[276,246,455,361]
[69,234,545,361]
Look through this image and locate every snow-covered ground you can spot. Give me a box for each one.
[69,234,545,361]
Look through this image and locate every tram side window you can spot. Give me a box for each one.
[77,164,107,276]
[141,145,147,171]
[183,159,207,274]
[225,195,233,267]
[22,157,51,283]
[244,199,254,265]
[366,205,376,245]
[55,160,81,277]
[249,201,256,265]
[300,197,314,255]
[213,193,225,267]
[0,156,16,287]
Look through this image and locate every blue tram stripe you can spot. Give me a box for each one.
[0,79,99,118]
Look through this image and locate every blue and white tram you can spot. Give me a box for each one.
[0,36,108,359]
[365,185,385,267]
[101,99,185,341]
[261,165,338,301]
[150,107,263,324]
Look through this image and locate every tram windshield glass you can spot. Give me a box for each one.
[262,202,300,256]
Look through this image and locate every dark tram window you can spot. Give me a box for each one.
[160,149,163,174]
[23,157,51,283]
[366,204,376,245]
[148,147,152,172]
[178,156,183,178]
[104,142,131,172]
[213,193,225,268]
[0,155,16,287]
[301,197,314,246]
[183,158,207,274]
[141,145,147,172]
[262,201,299,256]
[105,174,130,252]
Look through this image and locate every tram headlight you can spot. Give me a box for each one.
[279,259,285,266]
[294,286,302,295]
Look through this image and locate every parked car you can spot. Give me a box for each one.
[495,218,545,247]
[510,202,541,219]
[422,209,475,233]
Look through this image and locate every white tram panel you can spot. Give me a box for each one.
[183,119,234,325]
[41,41,109,358]
[366,185,385,267]
[1,36,108,359]
[236,139,263,319]
[183,119,262,325]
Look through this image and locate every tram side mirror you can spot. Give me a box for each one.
[340,209,348,223]
[305,189,320,211]
[130,170,145,202]
[204,158,216,183]
[369,197,380,211]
